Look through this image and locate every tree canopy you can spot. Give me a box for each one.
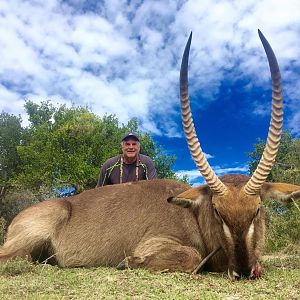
[0,112,23,190]
[248,131,300,184]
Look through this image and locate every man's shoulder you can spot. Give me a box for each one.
[139,154,154,164]
[102,155,121,168]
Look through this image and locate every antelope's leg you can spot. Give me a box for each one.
[0,200,70,264]
[117,237,202,273]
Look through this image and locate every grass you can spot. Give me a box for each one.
[0,255,299,299]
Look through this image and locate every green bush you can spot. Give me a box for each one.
[0,217,6,245]
[0,189,40,238]
[248,132,300,254]
[264,200,300,254]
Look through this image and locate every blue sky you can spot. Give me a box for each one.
[0,0,299,185]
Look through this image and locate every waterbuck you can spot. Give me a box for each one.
[0,30,299,280]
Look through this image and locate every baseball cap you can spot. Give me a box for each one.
[122,132,140,142]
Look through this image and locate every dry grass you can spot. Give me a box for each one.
[0,255,299,299]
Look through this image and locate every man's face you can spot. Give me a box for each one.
[121,138,140,160]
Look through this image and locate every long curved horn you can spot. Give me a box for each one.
[180,32,227,195]
[244,30,283,195]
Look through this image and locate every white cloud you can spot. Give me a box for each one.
[176,169,203,182]
[0,0,299,137]
[176,164,249,186]
[253,103,270,117]
[204,152,214,159]
[213,165,249,176]
[288,111,300,135]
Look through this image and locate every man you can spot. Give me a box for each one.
[97,133,157,186]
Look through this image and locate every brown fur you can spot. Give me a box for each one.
[0,177,299,279]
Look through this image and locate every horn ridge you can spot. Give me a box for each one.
[244,30,283,195]
[180,32,228,195]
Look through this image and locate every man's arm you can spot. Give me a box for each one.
[145,157,157,179]
[96,162,109,187]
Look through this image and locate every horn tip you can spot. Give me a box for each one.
[258,29,264,40]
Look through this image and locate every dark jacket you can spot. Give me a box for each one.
[97,154,157,187]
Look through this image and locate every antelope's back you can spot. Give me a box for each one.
[53,179,198,267]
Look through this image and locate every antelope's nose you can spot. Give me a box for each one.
[250,262,263,279]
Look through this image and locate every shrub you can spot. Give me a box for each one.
[264,200,300,254]
[1,190,39,222]
[0,217,6,245]
[0,189,40,234]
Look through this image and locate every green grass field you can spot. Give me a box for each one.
[0,255,299,299]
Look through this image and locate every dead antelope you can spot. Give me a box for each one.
[0,30,299,280]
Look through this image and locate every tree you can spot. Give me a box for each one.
[0,112,23,188]
[13,104,114,192]
[0,112,25,237]
[24,100,55,128]
[248,131,300,184]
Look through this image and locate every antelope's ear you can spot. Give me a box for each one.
[167,185,212,208]
[260,182,300,203]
